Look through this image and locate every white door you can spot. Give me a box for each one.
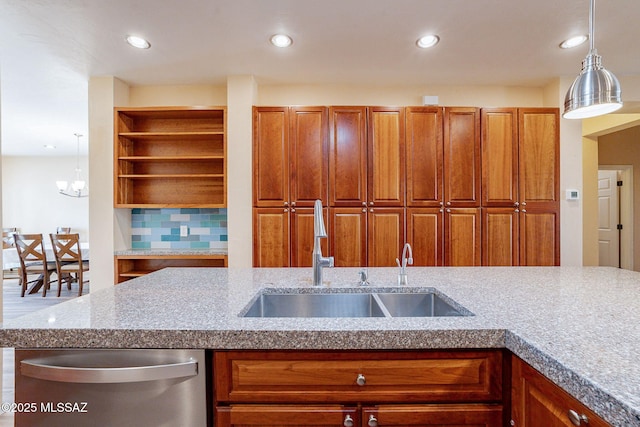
[598,170,620,267]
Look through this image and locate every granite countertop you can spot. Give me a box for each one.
[1,266,639,425]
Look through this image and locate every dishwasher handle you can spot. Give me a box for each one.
[20,358,198,384]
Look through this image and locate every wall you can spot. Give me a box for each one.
[2,156,89,240]
[598,125,640,270]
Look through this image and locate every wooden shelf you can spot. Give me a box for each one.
[115,254,228,284]
[114,106,227,207]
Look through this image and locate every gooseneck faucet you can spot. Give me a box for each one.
[396,243,413,285]
[312,199,334,286]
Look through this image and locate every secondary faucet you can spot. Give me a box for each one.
[312,199,334,286]
[396,243,413,285]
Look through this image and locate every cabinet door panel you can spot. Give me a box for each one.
[291,208,328,267]
[481,108,518,206]
[216,405,358,427]
[445,208,481,266]
[368,208,405,267]
[407,208,443,266]
[511,355,610,427]
[406,107,443,207]
[364,404,503,426]
[329,107,367,206]
[368,107,405,206]
[330,208,367,267]
[253,107,289,207]
[518,109,559,205]
[253,208,290,267]
[290,107,328,207]
[482,208,519,266]
[444,108,481,207]
[519,207,559,266]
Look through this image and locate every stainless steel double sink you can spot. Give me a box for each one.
[241,288,471,318]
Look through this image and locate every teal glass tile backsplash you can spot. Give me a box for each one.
[131,208,228,250]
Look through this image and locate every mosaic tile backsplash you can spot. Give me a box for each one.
[131,208,228,250]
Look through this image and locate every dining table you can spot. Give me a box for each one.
[2,242,90,294]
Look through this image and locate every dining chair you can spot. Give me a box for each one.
[49,233,89,297]
[13,234,57,297]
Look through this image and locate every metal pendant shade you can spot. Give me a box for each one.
[563,0,622,119]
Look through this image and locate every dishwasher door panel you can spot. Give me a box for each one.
[15,349,207,427]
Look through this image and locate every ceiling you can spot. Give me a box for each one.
[1,0,639,156]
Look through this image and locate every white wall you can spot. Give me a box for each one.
[2,155,89,240]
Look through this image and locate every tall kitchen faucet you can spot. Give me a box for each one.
[312,199,334,286]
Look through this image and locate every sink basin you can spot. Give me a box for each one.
[375,292,465,317]
[241,288,471,318]
[243,293,386,318]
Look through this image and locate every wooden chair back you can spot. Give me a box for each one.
[14,234,48,265]
[50,233,82,264]
[2,227,18,248]
[13,233,56,297]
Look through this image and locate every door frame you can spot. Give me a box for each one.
[598,165,634,270]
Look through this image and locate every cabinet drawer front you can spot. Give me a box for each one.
[364,404,503,426]
[214,351,502,403]
[216,405,358,427]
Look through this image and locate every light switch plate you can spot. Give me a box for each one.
[566,189,580,200]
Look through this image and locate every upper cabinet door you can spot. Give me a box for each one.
[253,107,289,207]
[289,107,328,207]
[481,108,519,207]
[518,108,559,207]
[443,107,481,207]
[329,106,368,206]
[406,107,443,207]
[368,107,405,207]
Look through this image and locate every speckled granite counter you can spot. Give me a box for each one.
[1,266,639,425]
[114,248,228,256]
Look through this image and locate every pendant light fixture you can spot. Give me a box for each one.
[563,0,622,119]
[56,133,89,198]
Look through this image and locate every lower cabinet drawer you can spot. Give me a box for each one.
[364,404,503,426]
[214,350,503,403]
[215,404,503,427]
[215,405,359,427]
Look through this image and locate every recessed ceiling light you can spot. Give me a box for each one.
[416,35,440,49]
[270,34,293,48]
[559,35,588,49]
[126,35,151,49]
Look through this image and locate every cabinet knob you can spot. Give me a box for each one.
[446,208,451,213]
[284,208,289,212]
[291,208,296,213]
[446,201,451,206]
[362,209,367,213]
[284,201,289,206]
[368,415,378,427]
[439,201,444,206]
[567,410,589,426]
[521,201,527,206]
[515,209,519,213]
[356,374,366,386]
[439,209,443,213]
[343,414,354,427]
[521,209,527,213]
[291,201,296,206]
[369,201,374,206]
[514,202,520,207]
[369,208,374,213]
[362,202,367,206]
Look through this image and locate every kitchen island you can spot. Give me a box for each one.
[1,266,639,425]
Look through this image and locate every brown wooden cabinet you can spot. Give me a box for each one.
[214,350,504,427]
[330,207,367,267]
[253,106,328,208]
[406,208,443,266]
[114,254,227,283]
[367,208,405,267]
[511,355,611,427]
[444,107,481,208]
[368,107,405,207]
[445,208,481,266]
[481,108,560,266]
[114,107,226,207]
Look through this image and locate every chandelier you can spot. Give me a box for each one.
[56,133,89,198]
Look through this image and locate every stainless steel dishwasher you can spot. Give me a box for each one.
[14,349,207,427]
